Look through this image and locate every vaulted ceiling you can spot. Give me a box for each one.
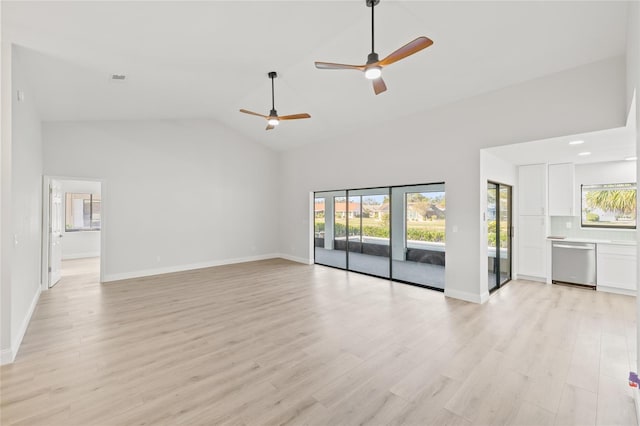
[3,1,630,150]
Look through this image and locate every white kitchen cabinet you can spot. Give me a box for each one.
[597,244,637,294]
[518,215,547,279]
[518,164,547,216]
[548,163,575,216]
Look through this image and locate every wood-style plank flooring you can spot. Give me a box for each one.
[1,257,637,425]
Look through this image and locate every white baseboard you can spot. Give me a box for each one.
[102,253,281,282]
[515,274,547,283]
[444,287,487,304]
[0,348,14,365]
[597,285,636,296]
[1,287,41,365]
[62,252,100,260]
[278,253,313,265]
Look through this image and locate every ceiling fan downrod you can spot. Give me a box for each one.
[367,0,380,63]
[268,71,277,115]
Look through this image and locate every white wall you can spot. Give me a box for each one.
[575,160,636,208]
[5,46,43,363]
[628,0,640,376]
[0,8,13,361]
[59,179,101,260]
[43,119,280,281]
[479,150,517,297]
[279,56,626,303]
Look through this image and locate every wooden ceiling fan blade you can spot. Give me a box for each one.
[372,77,387,95]
[279,113,311,120]
[266,124,275,130]
[315,61,366,71]
[240,109,268,118]
[379,37,433,67]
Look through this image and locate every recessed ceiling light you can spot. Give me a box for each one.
[625,156,637,161]
[578,152,591,156]
[568,140,584,145]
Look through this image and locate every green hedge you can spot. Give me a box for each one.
[317,222,445,242]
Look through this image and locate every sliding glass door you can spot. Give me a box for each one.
[346,188,390,278]
[487,182,512,291]
[391,184,446,289]
[314,183,445,290]
[314,191,347,269]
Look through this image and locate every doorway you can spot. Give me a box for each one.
[487,181,512,291]
[43,177,103,290]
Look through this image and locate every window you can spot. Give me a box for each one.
[581,183,636,229]
[65,193,101,231]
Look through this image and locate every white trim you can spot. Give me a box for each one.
[2,287,41,364]
[444,287,487,304]
[515,274,547,283]
[102,253,281,282]
[62,252,100,260]
[0,348,13,365]
[279,253,313,265]
[596,285,636,296]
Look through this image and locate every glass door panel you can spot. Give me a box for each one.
[313,191,347,269]
[347,189,390,278]
[499,185,512,285]
[391,184,445,289]
[487,183,498,292]
[487,182,512,291]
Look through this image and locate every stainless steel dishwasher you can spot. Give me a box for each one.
[552,241,597,288]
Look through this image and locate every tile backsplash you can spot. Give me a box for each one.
[549,216,637,241]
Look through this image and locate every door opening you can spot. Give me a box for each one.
[43,177,103,290]
[487,181,512,292]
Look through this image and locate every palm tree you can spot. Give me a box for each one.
[585,189,636,217]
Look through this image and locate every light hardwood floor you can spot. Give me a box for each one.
[1,257,637,425]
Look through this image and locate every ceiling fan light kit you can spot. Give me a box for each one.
[314,0,433,95]
[239,71,311,131]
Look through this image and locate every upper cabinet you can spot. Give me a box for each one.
[518,164,548,216]
[548,163,575,216]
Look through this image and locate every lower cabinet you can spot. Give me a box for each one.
[597,244,637,294]
[518,216,547,279]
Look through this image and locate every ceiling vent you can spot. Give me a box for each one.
[111,74,126,81]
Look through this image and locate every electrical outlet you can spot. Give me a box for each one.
[565,222,572,229]
[156,256,161,263]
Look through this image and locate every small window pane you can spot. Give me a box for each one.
[65,193,101,231]
[581,183,636,229]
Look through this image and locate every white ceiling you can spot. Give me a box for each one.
[488,95,637,165]
[486,124,636,166]
[3,1,630,150]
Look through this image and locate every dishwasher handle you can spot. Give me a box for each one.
[553,244,595,250]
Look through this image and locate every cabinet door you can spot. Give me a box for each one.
[518,215,547,278]
[518,164,547,216]
[597,244,637,291]
[548,163,575,216]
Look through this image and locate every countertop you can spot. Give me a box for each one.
[546,236,637,246]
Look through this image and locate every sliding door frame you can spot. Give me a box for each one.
[488,180,513,292]
[314,182,445,292]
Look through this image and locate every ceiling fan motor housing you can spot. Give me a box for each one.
[367,52,379,64]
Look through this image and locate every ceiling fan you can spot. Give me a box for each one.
[314,0,433,95]
[240,72,311,130]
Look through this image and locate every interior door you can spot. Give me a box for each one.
[49,181,63,287]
